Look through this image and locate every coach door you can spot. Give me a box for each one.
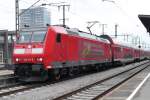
[56,33,67,62]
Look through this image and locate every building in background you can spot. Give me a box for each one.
[20,7,51,29]
[0,30,15,64]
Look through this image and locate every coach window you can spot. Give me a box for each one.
[56,33,61,43]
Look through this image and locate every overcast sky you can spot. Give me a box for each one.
[0,0,150,48]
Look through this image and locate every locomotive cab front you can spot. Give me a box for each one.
[13,29,48,81]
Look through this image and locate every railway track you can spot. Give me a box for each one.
[0,76,65,97]
[0,81,52,97]
[54,61,150,100]
[0,61,148,98]
[0,74,20,90]
[0,74,17,85]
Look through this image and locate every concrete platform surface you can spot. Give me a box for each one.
[132,73,150,100]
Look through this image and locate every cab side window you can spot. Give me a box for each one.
[56,33,61,43]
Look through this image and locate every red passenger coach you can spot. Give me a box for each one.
[13,26,112,81]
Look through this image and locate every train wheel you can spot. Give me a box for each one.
[95,65,100,72]
[101,64,106,71]
[41,69,49,81]
[55,68,61,80]
[14,66,18,76]
[69,67,74,77]
[54,73,61,80]
[48,69,61,81]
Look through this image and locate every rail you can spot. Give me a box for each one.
[54,61,150,100]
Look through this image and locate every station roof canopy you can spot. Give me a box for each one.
[138,15,150,33]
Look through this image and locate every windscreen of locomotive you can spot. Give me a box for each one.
[18,31,46,43]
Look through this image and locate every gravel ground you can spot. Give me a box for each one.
[1,61,149,100]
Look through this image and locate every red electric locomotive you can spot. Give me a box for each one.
[13,26,113,81]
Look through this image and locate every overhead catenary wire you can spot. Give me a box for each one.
[20,0,30,5]
[15,0,43,39]
[102,0,140,31]
[19,0,42,16]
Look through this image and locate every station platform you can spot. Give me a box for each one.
[131,73,150,100]
[101,66,150,100]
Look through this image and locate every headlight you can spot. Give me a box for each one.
[39,58,43,61]
[37,58,43,61]
[16,58,19,62]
